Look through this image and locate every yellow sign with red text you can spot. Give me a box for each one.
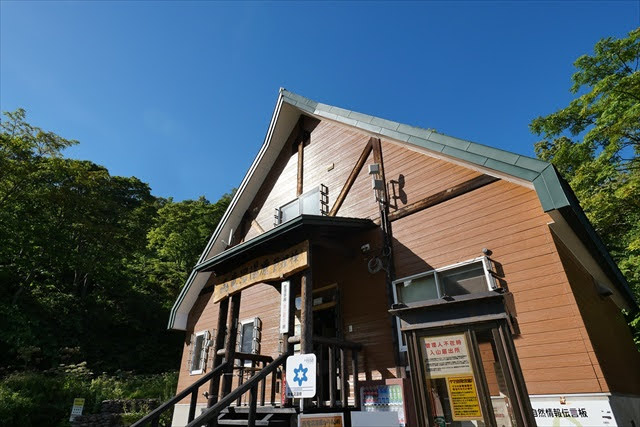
[446,376,483,421]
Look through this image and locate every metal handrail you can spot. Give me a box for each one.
[186,352,290,427]
[131,362,228,427]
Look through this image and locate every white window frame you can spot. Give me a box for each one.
[274,185,328,226]
[392,256,497,352]
[237,317,262,367]
[189,330,210,375]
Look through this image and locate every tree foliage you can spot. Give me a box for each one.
[530,28,640,341]
[0,109,231,373]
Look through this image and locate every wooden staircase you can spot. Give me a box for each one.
[132,352,290,427]
[132,336,362,427]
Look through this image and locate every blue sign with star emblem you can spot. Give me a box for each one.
[285,354,316,398]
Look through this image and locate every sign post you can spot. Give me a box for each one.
[286,353,317,399]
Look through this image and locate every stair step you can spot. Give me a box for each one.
[222,406,298,414]
[216,419,291,426]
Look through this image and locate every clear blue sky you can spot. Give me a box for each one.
[1,1,638,202]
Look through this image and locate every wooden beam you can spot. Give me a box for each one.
[371,138,388,207]
[300,269,313,354]
[297,136,304,197]
[329,138,373,216]
[388,174,499,222]
[221,293,241,397]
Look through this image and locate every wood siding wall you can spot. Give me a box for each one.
[553,235,640,395]
[175,117,637,403]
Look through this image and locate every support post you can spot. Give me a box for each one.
[208,298,230,408]
[221,293,241,398]
[300,246,313,411]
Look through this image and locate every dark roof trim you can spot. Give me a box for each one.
[194,214,375,273]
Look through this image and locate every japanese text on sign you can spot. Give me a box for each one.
[422,334,472,378]
[213,241,309,302]
[299,414,343,427]
[446,376,483,421]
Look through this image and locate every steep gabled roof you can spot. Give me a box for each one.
[168,89,634,330]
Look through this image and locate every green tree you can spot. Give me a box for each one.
[143,194,232,306]
[530,28,640,342]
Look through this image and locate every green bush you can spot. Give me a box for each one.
[0,366,177,427]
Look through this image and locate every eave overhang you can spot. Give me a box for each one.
[195,215,376,275]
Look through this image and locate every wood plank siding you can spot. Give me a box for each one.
[175,116,637,405]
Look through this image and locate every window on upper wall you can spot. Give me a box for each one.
[188,330,211,375]
[237,317,262,366]
[274,185,328,226]
[392,257,497,351]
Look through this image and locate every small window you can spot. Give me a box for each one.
[237,318,262,366]
[188,330,210,375]
[275,185,328,226]
[392,257,496,352]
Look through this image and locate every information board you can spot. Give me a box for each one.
[69,398,85,422]
[446,376,483,421]
[299,413,344,427]
[422,334,472,378]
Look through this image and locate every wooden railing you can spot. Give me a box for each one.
[186,352,290,427]
[288,336,363,409]
[131,362,228,427]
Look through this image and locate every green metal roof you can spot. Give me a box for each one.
[281,89,571,213]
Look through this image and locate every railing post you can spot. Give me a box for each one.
[340,347,347,408]
[328,345,336,408]
[236,362,245,406]
[260,360,267,406]
[317,343,325,408]
[188,388,198,423]
[150,416,159,427]
[248,385,258,427]
[352,349,360,409]
[270,367,277,406]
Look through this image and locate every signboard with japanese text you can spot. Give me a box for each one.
[286,353,316,398]
[530,395,617,426]
[213,241,309,302]
[69,398,85,422]
[446,376,483,421]
[422,334,472,378]
[298,413,344,427]
[280,280,290,333]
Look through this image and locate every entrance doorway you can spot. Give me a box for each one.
[391,292,535,427]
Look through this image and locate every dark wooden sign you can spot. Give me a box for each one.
[213,241,309,302]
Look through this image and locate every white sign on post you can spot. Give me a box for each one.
[422,333,472,378]
[286,353,316,398]
[69,398,85,422]
[280,281,290,334]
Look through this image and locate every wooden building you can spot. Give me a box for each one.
[133,89,640,427]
